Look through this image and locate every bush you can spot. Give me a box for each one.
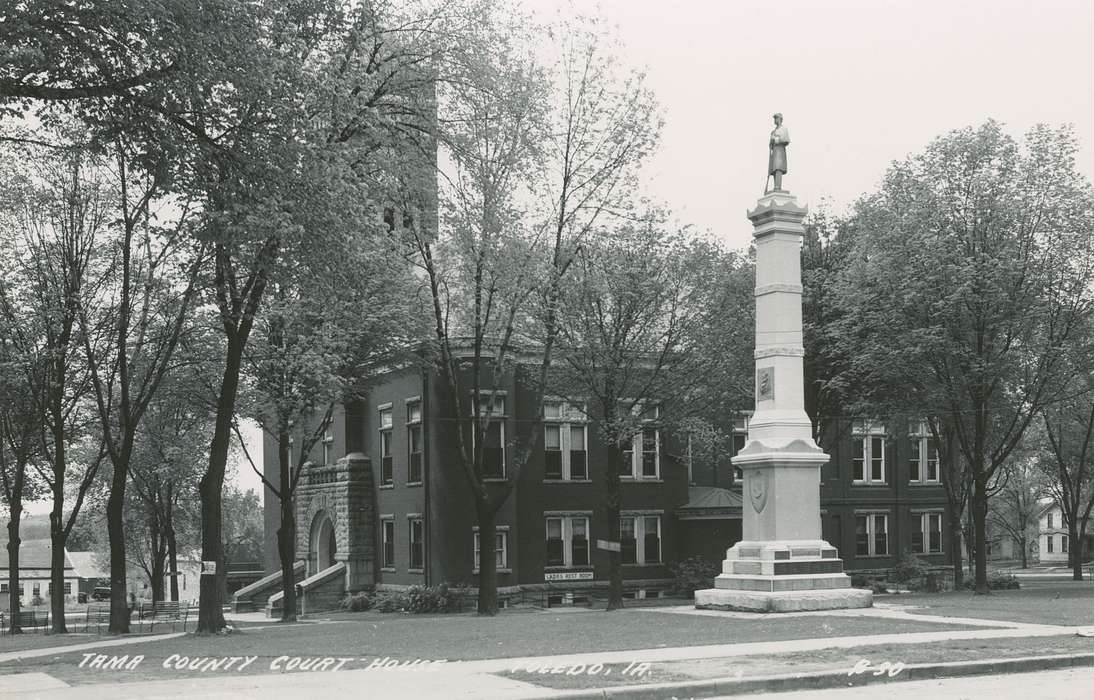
[405,583,461,613]
[961,572,1021,590]
[340,591,374,612]
[891,552,928,583]
[668,556,720,598]
[372,590,409,612]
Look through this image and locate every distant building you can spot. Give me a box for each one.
[1036,502,1094,564]
[0,539,79,606]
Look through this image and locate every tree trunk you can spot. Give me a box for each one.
[197,343,242,633]
[106,457,130,633]
[1071,520,1083,580]
[167,520,179,602]
[475,500,498,616]
[277,429,297,622]
[150,519,167,604]
[605,443,623,611]
[49,520,67,634]
[6,505,23,634]
[1020,536,1028,569]
[972,479,989,594]
[946,498,964,588]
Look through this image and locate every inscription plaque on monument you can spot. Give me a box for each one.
[756,367,774,401]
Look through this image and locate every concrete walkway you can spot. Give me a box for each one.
[1,605,1088,699]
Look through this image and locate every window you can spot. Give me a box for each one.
[407,399,422,484]
[1047,535,1054,553]
[1063,535,1069,553]
[379,406,393,486]
[381,519,395,568]
[855,513,889,557]
[543,401,588,480]
[909,424,939,483]
[912,512,943,554]
[472,393,506,479]
[409,518,424,569]
[545,516,590,567]
[0,582,7,593]
[32,583,40,596]
[1048,512,1054,529]
[852,421,886,484]
[64,581,73,595]
[620,515,662,565]
[473,528,509,571]
[322,428,334,466]
[623,404,660,479]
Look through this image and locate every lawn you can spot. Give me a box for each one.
[506,633,1094,690]
[886,581,1094,626]
[0,608,987,686]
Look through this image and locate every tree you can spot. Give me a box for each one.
[990,455,1047,568]
[552,217,721,609]
[1038,318,1094,578]
[837,121,1094,592]
[0,143,111,632]
[409,10,660,615]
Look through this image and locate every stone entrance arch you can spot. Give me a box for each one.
[309,511,337,574]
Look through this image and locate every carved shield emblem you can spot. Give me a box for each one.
[749,471,769,513]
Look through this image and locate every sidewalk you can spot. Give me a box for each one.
[1,604,1087,699]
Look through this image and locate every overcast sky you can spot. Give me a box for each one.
[530,0,1094,250]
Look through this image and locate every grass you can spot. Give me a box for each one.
[0,608,987,686]
[885,580,1094,626]
[506,633,1094,690]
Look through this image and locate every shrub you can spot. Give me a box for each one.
[340,591,374,612]
[961,573,1021,590]
[891,552,928,583]
[372,590,409,612]
[668,556,720,598]
[408,583,464,613]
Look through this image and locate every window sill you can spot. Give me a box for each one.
[622,563,663,568]
[379,483,395,490]
[909,482,941,486]
[408,568,424,574]
[620,478,663,483]
[854,554,891,559]
[851,482,888,487]
[543,566,593,571]
[483,477,508,483]
[543,479,593,484]
[473,568,512,574]
[406,481,423,487]
[380,567,396,573]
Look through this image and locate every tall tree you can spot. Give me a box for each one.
[0,143,110,631]
[990,454,1047,569]
[837,121,1094,592]
[1038,317,1094,579]
[409,10,660,615]
[553,218,721,609]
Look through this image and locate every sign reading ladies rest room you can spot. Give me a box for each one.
[545,571,594,581]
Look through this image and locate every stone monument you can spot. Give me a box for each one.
[695,116,872,613]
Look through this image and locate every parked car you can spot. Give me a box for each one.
[91,587,111,601]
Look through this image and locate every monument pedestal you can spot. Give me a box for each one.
[695,189,871,613]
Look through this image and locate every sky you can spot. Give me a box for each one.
[530,0,1094,250]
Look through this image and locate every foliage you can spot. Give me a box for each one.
[339,591,374,612]
[835,121,1094,592]
[667,556,720,599]
[962,572,1021,591]
[890,551,929,583]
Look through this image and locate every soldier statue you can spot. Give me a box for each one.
[766,113,789,193]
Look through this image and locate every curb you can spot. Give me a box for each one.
[537,650,1094,699]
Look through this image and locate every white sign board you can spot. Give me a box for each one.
[596,539,621,552]
[201,561,217,575]
[544,571,594,581]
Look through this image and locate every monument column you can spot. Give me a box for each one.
[694,115,872,612]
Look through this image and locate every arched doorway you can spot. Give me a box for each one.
[309,512,336,574]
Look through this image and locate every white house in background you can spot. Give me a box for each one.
[0,539,79,607]
[1039,502,1068,563]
